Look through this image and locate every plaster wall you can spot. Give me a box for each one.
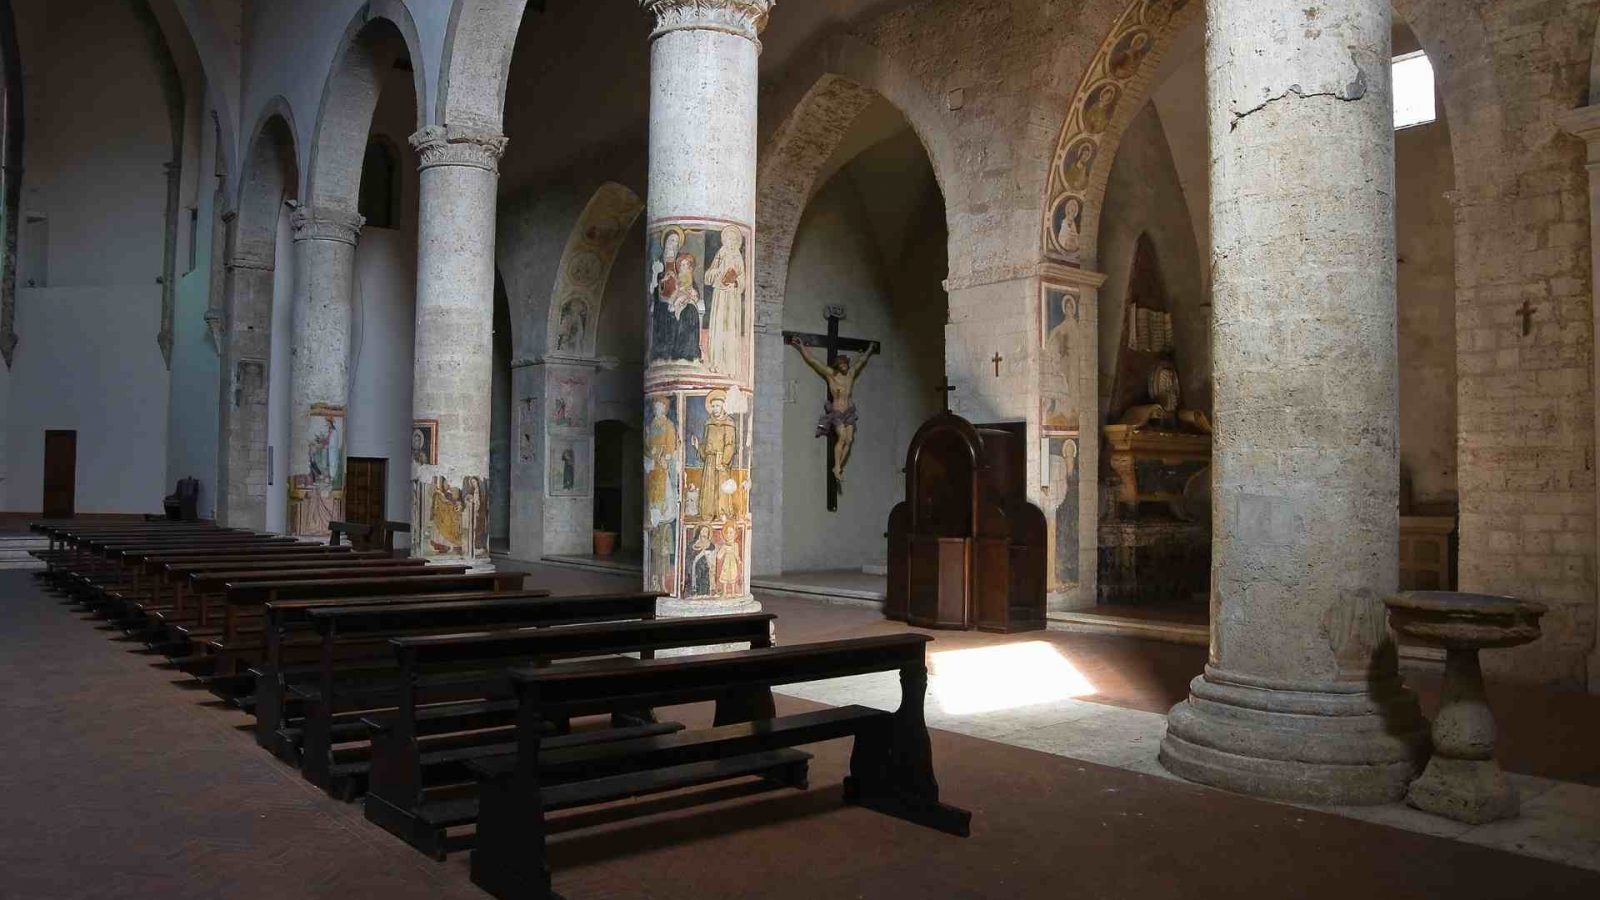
[348,225,417,530]
[166,121,225,518]
[5,286,170,513]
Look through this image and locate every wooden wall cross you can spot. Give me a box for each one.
[992,352,1003,377]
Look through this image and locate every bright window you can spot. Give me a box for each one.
[1393,50,1436,130]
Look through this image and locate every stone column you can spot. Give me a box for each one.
[216,215,274,530]
[1159,0,1428,804]
[407,125,506,568]
[639,0,771,617]
[285,204,362,538]
[1560,105,1600,694]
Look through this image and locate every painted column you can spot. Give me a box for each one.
[285,204,362,538]
[1159,0,1428,804]
[639,0,771,616]
[1560,105,1600,694]
[407,125,506,568]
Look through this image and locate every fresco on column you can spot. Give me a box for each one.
[412,473,489,559]
[288,403,344,535]
[643,392,681,595]
[643,217,755,600]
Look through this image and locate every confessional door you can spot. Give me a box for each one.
[42,430,77,518]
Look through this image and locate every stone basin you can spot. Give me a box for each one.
[1382,591,1546,825]
[1385,591,1546,650]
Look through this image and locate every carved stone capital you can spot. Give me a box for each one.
[408,125,508,173]
[289,204,364,245]
[640,0,773,41]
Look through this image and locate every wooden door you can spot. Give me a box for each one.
[42,430,76,518]
[344,457,387,528]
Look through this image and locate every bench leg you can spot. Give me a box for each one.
[471,770,560,900]
[843,667,972,837]
[712,686,776,726]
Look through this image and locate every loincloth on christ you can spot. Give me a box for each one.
[815,403,858,437]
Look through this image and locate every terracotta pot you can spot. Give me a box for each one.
[593,530,618,557]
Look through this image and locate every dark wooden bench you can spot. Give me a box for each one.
[197,572,529,675]
[364,611,782,859]
[272,591,663,788]
[52,535,297,603]
[468,633,970,898]
[157,560,441,632]
[91,546,373,619]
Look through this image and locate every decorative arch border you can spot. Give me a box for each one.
[306,1,428,211]
[543,182,644,357]
[1040,0,1200,269]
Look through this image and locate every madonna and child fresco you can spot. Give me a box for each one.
[648,223,751,383]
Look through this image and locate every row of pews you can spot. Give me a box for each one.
[29,520,970,899]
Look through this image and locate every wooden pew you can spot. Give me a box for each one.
[199,572,529,675]
[365,611,781,859]
[35,525,246,571]
[467,634,971,898]
[54,535,296,601]
[108,546,373,617]
[273,592,662,787]
[115,552,409,628]
[155,559,435,630]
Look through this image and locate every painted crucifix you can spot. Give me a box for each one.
[784,306,879,512]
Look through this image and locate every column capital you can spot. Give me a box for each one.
[409,124,508,173]
[639,0,774,42]
[289,204,364,245]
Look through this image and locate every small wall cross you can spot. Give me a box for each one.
[992,352,1003,377]
[1516,299,1538,337]
[936,377,957,412]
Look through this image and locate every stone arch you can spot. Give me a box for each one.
[437,0,529,130]
[544,182,644,358]
[234,100,299,261]
[756,34,956,321]
[750,45,953,576]
[216,104,298,527]
[306,4,425,215]
[1039,0,1202,270]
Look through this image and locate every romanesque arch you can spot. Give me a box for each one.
[306,3,427,212]
[215,104,298,528]
[437,0,530,131]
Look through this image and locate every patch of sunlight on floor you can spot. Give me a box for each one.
[929,641,1098,715]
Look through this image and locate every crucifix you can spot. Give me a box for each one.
[784,305,879,512]
[1516,299,1538,337]
[992,352,1003,377]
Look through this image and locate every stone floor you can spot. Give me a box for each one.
[5,562,1600,898]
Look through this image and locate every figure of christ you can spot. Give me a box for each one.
[690,391,738,521]
[788,336,879,486]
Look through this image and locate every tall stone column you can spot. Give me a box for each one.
[285,204,362,538]
[407,125,505,568]
[639,0,770,617]
[1159,0,1428,804]
[216,216,274,531]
